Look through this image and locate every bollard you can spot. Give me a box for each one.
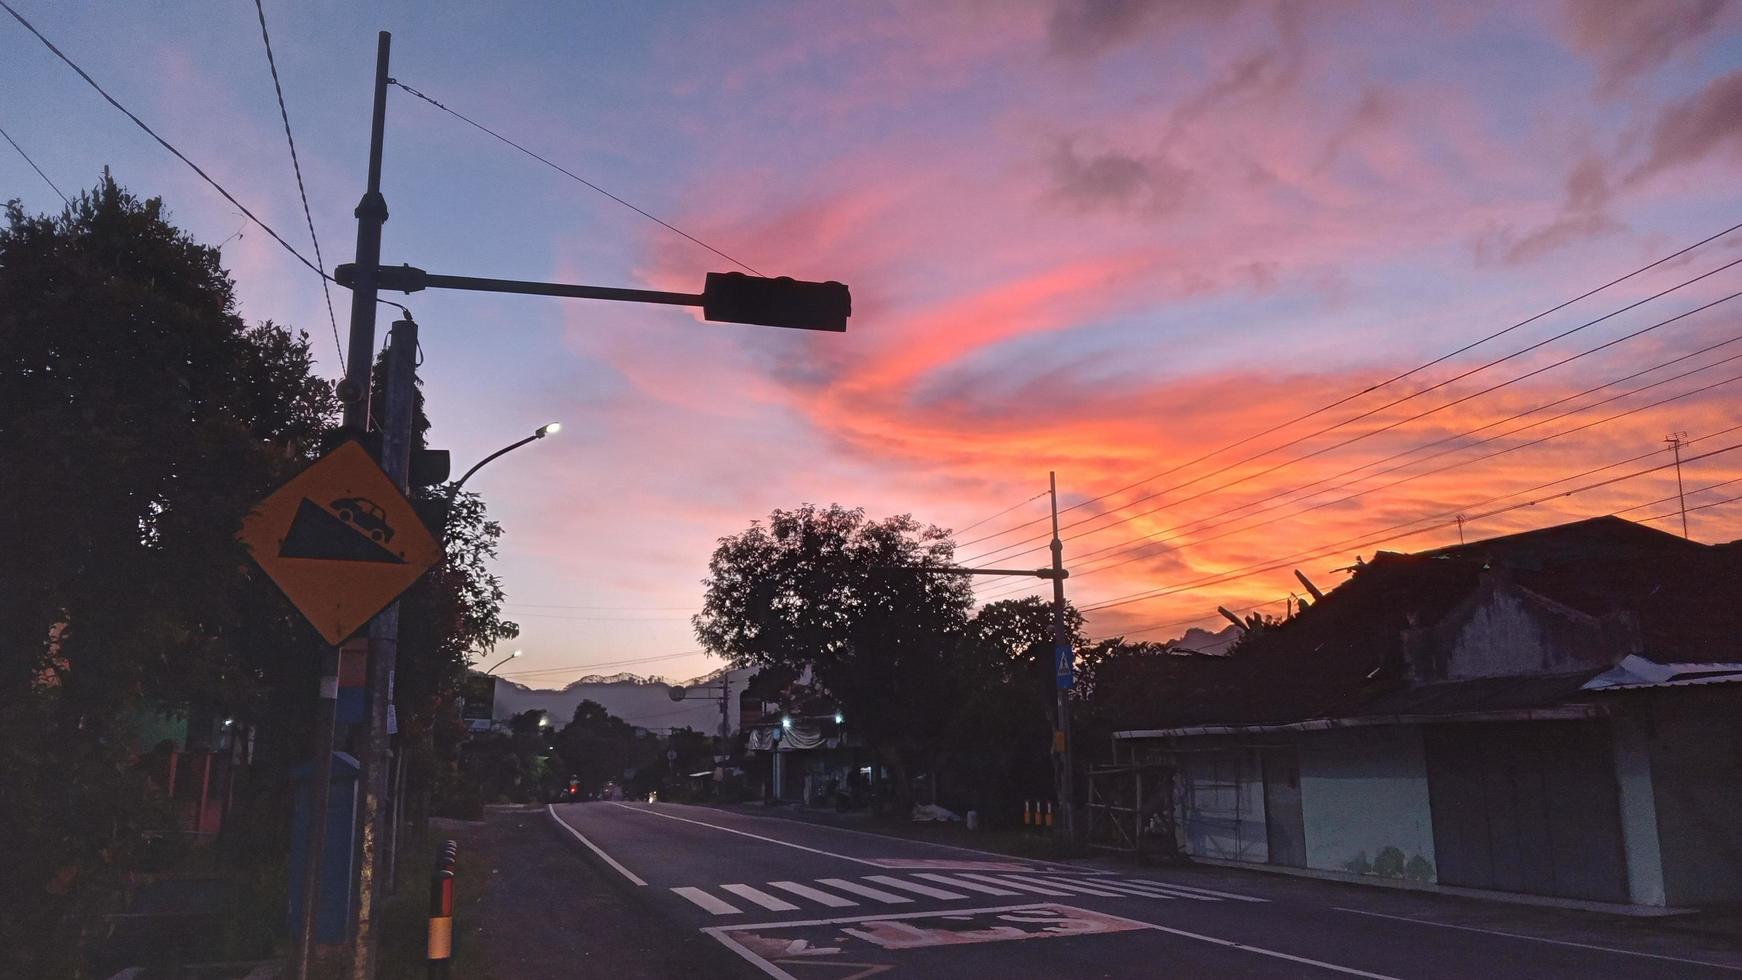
[428,840,457,979]
[1044,801,1054,828]
[1022,800,1031,826]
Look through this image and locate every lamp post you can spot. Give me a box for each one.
[483,649,522,675]
[442,422,560,532]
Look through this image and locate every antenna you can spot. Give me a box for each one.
[1665,432,1690,539]
[1455,514,1467,545]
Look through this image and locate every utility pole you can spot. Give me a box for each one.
[295,33,392,980]
[1049,472,1077,847]
[352,317,416,978]
[1455,514,1466,545]
[1666,432,1690,539]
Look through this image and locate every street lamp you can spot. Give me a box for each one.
[446,422,560,511]
[484,649,522,675]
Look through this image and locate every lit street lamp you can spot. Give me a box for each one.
[443,422,560,526]
[484,649,523,675]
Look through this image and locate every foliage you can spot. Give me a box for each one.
[693,504,974,797]
[0,178,337,975]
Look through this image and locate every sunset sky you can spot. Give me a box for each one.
[5,1,1740,689]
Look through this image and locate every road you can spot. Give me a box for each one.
[541,800,1742,979]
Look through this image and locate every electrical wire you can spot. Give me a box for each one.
[1092,597,1289,642]
[963,281,1742,566]
[952,223,1742,552]
[1061,356,1742,580]
[1,1,328,278]
[494,650,708,678]
[1096,477,1742,641]
[1078,439,1742,615]
[953,492,1049,536]
[389,78,764,276]
[252,0,343,371]
[0,122,67,204]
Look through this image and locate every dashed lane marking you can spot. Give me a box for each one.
[816,878,914,904]
[912,872,1023,896]
[863,875,966,900]
[720,884,800,911]
[768,880,860,908]
[673,886,742,915]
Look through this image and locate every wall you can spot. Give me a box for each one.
[1298,726,1437,882]
[1647,697,1742,905]
[1173,743,1269,864]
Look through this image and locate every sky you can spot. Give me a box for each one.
[5,0,1741,689]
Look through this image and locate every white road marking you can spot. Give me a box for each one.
[703,902,1401,979]
[864,874,967,900]
[768,880,860,908]
[955,872,1074,896]
[545,804,647,886]
[1336,907,1742,972]
[913,872,1022,896]
[672,801,1093,874]
[996,874,1129,897]
[1124,879,1267,902]
[1064,879,1184,900]
[817,877,914,904]
[672,886,742,915]
[607,802,888,867]
[720,884,800,911]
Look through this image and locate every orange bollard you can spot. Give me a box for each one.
[1044,801,1054,828]
[1022,800,1032,826]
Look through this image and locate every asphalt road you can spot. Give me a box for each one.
[536,800,1742,979]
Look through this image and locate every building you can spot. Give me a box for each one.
[1113,517,1742,909]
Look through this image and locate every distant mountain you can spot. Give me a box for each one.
[489,666,759,732]
[1170,624,1241,655]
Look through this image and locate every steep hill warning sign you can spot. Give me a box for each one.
[238,440,441,645]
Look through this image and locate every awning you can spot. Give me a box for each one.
[1113,703,1607,740]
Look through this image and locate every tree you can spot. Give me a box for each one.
[0,178,336,975]
[693,504,973,804]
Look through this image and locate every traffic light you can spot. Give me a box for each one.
[702,272,850,332]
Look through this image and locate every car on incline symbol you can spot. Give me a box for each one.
[329,496,395,543]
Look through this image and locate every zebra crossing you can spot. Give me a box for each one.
[669,870,1264,916]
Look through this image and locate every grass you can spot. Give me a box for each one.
[375,836,492,980]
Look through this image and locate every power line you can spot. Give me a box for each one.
[0,122,67,204]
[252,0,344,372]
[389,77,764,276]
[495,650,709,678]
[963,280,1742,566]
[1061,349,1742,579]
[1,1,328,278]
[954,491,1049,536]
[1091,597,1287,642]
[510,612,693,622]
[1078,440,1742,615]
[1098,476,1742,642]
[505,603,698,611]
[953,222,1742,553]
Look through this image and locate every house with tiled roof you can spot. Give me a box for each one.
[1112,517,1742,910]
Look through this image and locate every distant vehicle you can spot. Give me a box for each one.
[330,496,394,543]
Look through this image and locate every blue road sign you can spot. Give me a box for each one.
[1055,641,1075,690]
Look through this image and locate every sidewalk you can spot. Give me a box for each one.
[442,806,754,980]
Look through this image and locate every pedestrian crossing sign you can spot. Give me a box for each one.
[238,440,441,645]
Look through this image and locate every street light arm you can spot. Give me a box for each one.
[449,433,539,503]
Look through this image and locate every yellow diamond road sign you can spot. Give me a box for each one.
[239,440,442,645]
